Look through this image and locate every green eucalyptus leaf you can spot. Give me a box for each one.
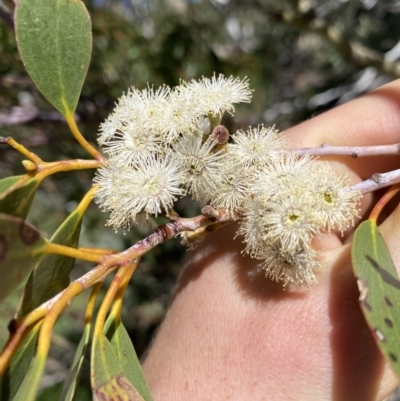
[105,316,153,401]
[19,205,83,316]
[0,176,24,193]
[0,175,39,401]
[91,335,145,401]
[59,317,91,401]
[12,351,46,401]
[0,176,39,219]
[0,325,40,401]
[15,0,92,116]
[0,214,47,302]
[352,219,400,377]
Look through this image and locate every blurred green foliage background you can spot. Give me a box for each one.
[1,0,400,398]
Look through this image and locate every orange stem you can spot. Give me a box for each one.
[369,183,400,223]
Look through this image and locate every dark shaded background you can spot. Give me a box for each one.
[1,0,400,398]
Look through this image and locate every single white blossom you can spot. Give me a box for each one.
[259,242,318,287]
[250,152,316,200]
[210,164,250,213]
[184,73,253,117]
[93,160,121,212]
[154,89,199,142]
[310,162,361,233]
[173,134,224,203]
[95,154,184,229]
[124,85,170,128]
[102,126,162,165]
[238,199,269,258]
[98,85,171,146]
[261,195,322,252]
[229,125,286,168]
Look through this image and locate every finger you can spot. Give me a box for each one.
[284,78,400,182]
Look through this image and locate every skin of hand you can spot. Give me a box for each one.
[142,79,400,401]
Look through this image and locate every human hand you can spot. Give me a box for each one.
[143,79,400,401]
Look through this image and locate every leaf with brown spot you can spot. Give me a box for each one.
[91,335,146,401]
[105,315,153,401]
[93,374,145,401]
[0,175,39,219]
[352,219,400,377]
[0,214,47,302]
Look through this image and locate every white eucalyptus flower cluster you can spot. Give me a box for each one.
[237,153,361,286]
[94,74,361,287]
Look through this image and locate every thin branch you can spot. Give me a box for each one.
[35,159,102,181]
[77,247,118,256]
[0,136,43,164]
[291,143,400,158]
[0,136,103,178]
[350,169,400,194]
[44,243,103,263]
[0,207,233,374]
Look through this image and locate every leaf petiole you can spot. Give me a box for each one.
[369,183,400,222]
[65,114,104,161]
[93,261,139,339]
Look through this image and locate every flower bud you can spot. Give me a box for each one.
[210,125,229,145]
[22,160,37,172]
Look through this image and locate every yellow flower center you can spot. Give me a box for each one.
[323,190,334,204]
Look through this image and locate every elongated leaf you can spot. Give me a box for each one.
[0,214,47,302]
[0,176,39,219]
[0,176,23,193]
[59,283,101,401]
[12,352,46,401]
[15,0,92,116]
[91,335,145,401]
[0,325,40,401]
[352,219,400,377]
[59,318,90,401]
[105,316,153,401]
[19,206,83,316]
